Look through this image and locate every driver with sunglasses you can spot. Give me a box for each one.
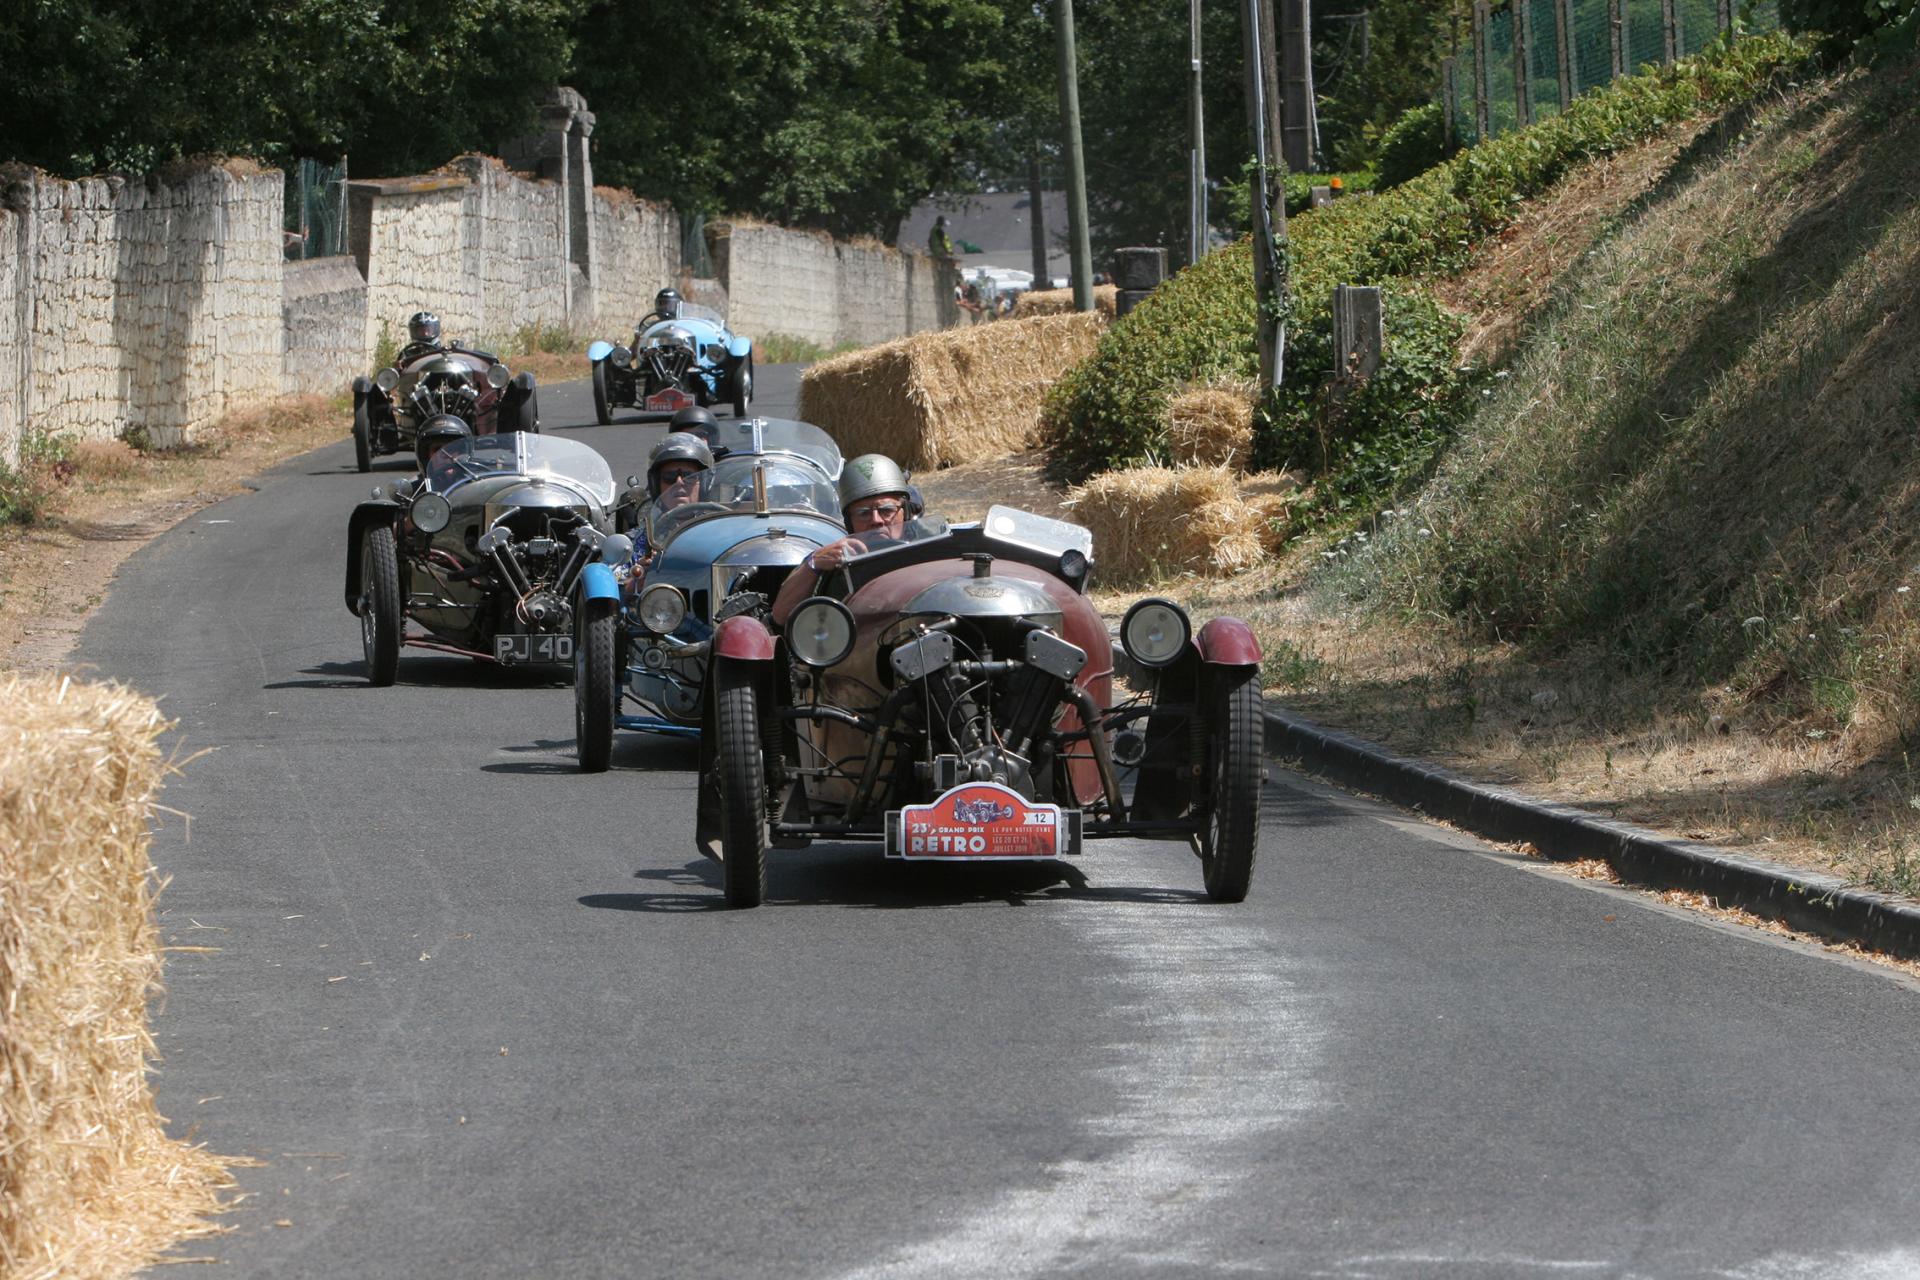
[773,453,945,620]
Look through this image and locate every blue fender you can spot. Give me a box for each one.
[580,561,620,604]
[587,340,614,363]
[727,335,753,360]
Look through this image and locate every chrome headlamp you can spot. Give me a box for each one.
[1120,598,1191,669]
[375,367,400,393]
[788,597,855,668]
[486,362,510,389]
[599,533,634,565]
[638,583,687,634]
[610,345,633,369]
[410,491,451,534]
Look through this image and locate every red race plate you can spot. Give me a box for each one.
[645,387,695,412]
[888,782,1066,860]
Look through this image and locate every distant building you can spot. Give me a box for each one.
[900,192,1071,284]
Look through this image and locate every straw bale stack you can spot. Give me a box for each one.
[1167,384,1256,470]
[1065,465,1268,586]
[1014,284,1118,319]
[1,674,230,1279]
[798,311,1105,471]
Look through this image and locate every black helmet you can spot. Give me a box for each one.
[408,311,442,345]
[415,414,471,468]
[654,288,682,320]
[646,431,713,497]
[669,405,718,440]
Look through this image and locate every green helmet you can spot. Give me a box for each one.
[839,453,911,517]
[647,431,713,497]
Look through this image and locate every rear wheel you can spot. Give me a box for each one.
[713,661,769,908]
[353,399,373,472]
[359,525,402,686]
[729,355,753,418]
[591,360,612,425]
[1198,669,1261,902]
[575,601,617,773]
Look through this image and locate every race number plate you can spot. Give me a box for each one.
[886,782,1066,860]
[493,632,573,664]
[644,387,695,413]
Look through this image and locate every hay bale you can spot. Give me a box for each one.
[1014,284,1118,319]
[1,674,231,1278]
[799,311,1105,471]
[1065,465,1268,586]
[1166,384,1256,469]
[1241,470,1304,553]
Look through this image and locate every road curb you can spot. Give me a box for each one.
[1110,643,1920,962]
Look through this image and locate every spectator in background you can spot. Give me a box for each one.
[928,214,953,258]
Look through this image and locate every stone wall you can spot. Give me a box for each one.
[283,257,368,396]
[2,164,282,453]
[352,175,474,357]
[0,208,18,468]
[592,189,680,336]
[709,220,955,350]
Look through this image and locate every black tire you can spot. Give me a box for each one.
[353,399,373,473]
[524,388,541,434]
[591,360,612,425]
[575,601,617,773]
[359,524,403,686]
[1198,669,1262,902]
[729,355,753,418]
[713,661,769,908]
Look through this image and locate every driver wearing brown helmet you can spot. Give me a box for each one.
[773,453,944,622]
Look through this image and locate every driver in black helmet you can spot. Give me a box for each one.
[641,288,683,327]
[395,310,448,366]
[414,415,472,469]
[773,453,945,621]
[668,404,722,451]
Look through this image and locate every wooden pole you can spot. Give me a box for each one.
[1513,0,1532,130]
[1610,0,1626,79]
[1442,56,1458,147]
[1474,1,1491,142]
[1555,0,1575,107]
[1661,0,1678,64]
[1240,0,1289,392]
[1190,0,1207,267]
[1052,0,1095,311]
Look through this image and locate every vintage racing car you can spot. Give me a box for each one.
[345,432,627,684]
[587,295,754,423]
[572,418,845,770]
[689,506,1266,908]
[351,345,540,472]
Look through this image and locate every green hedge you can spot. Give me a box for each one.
[1040,31,1807,498]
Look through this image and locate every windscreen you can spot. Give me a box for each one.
[704,417,844,481]
[649,455,844,546]
[425,433,617,506]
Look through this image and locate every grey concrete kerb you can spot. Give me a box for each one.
[1111,643,1920,962]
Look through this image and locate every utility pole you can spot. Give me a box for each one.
[1241,0,1288,391]
[1029,139,1049,287]
[1053,0,1096,312]
[1189,0,1207,267]
[1278,0,1316,173]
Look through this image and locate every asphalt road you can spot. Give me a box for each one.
[73,364,1920,1278]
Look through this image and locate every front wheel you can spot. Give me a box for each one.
[575,602,617,773]
[713,661,769,908]
[359,524,403,686]
[353,399,373,472]
[1198,669,1262,902]
[591,360,612,425]
[729,355,753,418]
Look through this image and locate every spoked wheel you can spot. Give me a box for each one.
[729,355,753,418]
[713,659,769,908]
[353,399,373,472]
[1197,668,1262,902]
[359,524,403,686]
[574,600,617,773]
[591,360,613,425]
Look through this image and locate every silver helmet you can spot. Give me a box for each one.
[839,454,911,517]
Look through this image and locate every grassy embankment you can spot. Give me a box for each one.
[1156,57,1920,896]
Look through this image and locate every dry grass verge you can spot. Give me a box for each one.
[0,673,232,1276]
[798,312,1105,470]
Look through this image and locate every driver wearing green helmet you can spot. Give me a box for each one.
[773,453,944,621]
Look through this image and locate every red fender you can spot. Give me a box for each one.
[713,614,775,661]
[1195,615,1262,666]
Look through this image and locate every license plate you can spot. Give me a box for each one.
[645,387,695,412]
[494,633,573,664]
[886,783,1066,860]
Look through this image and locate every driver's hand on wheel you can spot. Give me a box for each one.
[805,537,867,572]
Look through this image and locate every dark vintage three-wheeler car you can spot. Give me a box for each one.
[686,505,1267,908]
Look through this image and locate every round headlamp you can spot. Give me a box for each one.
[1059,548,1089,582]
[411,491,451,534]
[375,367,400,393]
[486,362,510,390]
[611,346,633,369]
[599,533,634,565]
[638,583,687,634]
[788,597,855,669]
[1121,598,1191,669]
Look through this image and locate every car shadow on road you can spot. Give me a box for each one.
[266,658,570,691]
[483,731,694,775]
[578,849,1209,913]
